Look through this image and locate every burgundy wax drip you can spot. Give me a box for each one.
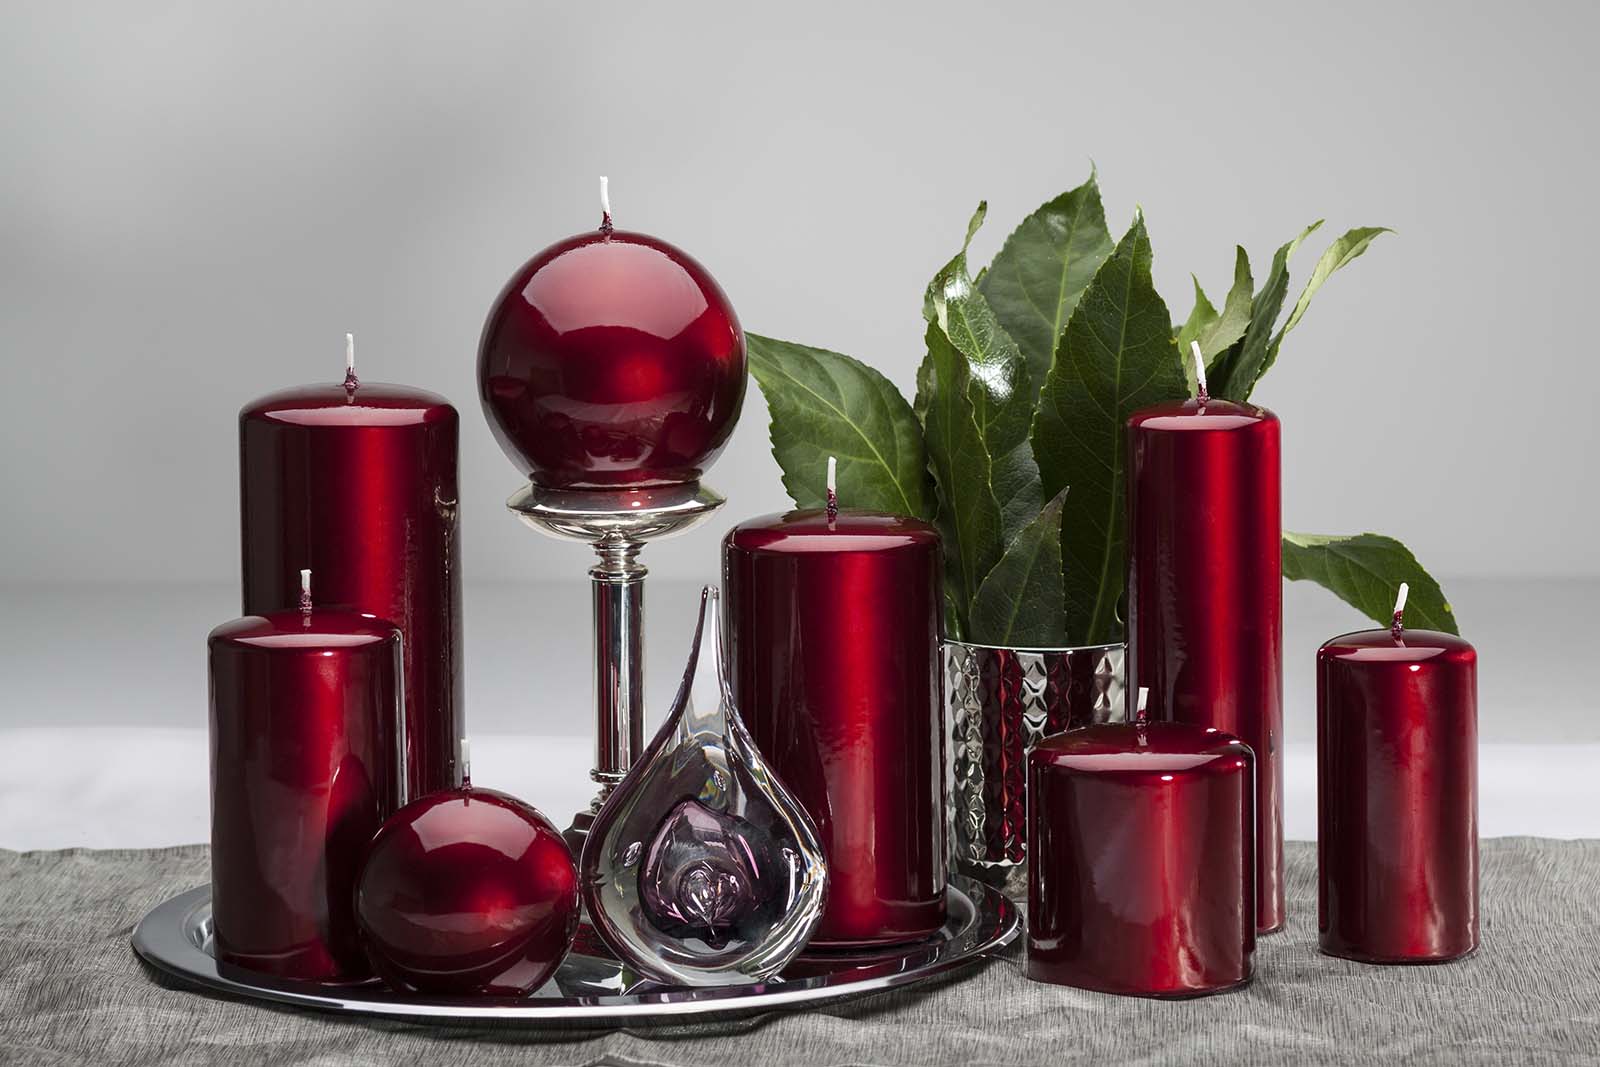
[1391,609,1405,641]
[600,211,614,236]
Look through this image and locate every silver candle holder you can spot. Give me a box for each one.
[507,480,725,848]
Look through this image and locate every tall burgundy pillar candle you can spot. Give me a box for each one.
[723,460,946,947]
[208,571,404,982]
[241,336,463,796]
[1126,344,1283,932]
[1318,584,1478,962]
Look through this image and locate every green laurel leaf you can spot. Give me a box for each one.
[969,487,1070,647]
[924,322,1005,638]
[1283,531,1458,634]
[1032,212,1188,645]
[979,172,1114,391]
[746,333,933,520]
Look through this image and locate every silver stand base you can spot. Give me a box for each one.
[507,481,725,849]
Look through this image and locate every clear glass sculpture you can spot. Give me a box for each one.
[580,585,828,986]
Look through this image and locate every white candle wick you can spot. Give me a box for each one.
[599,175,611,218]
[1191,340,1208,400]
[459,737,471,785]
[299,568,313,615]
[1390,581,1409,639]
[343,333,358,392]
[826,455,839,520]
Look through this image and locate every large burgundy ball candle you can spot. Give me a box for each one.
[723,473,946,947]
[355,759,580,997]
[1318,584,1478,963]
[478,181,746,488]
[1027,699,1255,997]
[240,338,463,797]
[208,574,404,983]
[1126,349,1283,932]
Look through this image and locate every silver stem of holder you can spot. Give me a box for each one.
[507,481,726,850]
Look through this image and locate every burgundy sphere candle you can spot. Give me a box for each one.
[1126,344,1283,932]
[1318,584,1478,963]
[208,572,404,983]
[478,178,746,488]
[240,336,463,797]
[354,744,581,997]
[1027,692,1255,997]
[723,461,946,947]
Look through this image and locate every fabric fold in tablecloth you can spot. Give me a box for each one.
[1,840,1598,1065]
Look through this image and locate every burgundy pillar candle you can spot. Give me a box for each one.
[1318,584,1478,963]
[241,336,463,796]
[723,465,946,947]
[1126,346,1282,932]
[208,572,404,983]
[1026,694,1255,997]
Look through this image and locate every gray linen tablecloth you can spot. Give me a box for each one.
[0,840,1597,1066]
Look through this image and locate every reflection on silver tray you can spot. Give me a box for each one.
[132,876,1019,1026]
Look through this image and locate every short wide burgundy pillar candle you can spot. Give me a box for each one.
[1027,707,1255,997]
[208,573,404,983]
[1318,584,1478,963]
[723,469,946,947]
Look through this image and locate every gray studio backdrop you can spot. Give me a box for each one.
[3,1,1596,590]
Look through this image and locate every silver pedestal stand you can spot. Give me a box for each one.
[507,480,725,850]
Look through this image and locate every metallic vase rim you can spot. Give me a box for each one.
[942,637,1126,655]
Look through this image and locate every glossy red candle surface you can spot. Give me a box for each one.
[355,786,580,996]
[1027,722,1255,997]
[241,380,463,797]
[724,509,946,947]
[1318,626,1478,963]
[478,227,746,488]
[1126,397,1282,932]
[208,610,403,983]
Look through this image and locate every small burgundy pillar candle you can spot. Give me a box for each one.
[241,335,463,796]
[723,459,946,947]
[1318,583,1479,963]
[1126,343,1283,932]
[208,571,404,983]
[1027,691,1255,997]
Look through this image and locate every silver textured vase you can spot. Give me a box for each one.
[944,640,1126,879]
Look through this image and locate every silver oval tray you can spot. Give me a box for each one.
[132,876,1018,1026]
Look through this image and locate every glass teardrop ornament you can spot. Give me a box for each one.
[579,585,828,986]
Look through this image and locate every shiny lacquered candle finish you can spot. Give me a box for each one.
[241,372,463,797]
[724,509,946,947]
[1318,616,1478,963]
[478,224,746,489]
[208,607,403,983]
[1126,396,1282,932]
[1026,721,1255,997]
[355,784,580,996]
